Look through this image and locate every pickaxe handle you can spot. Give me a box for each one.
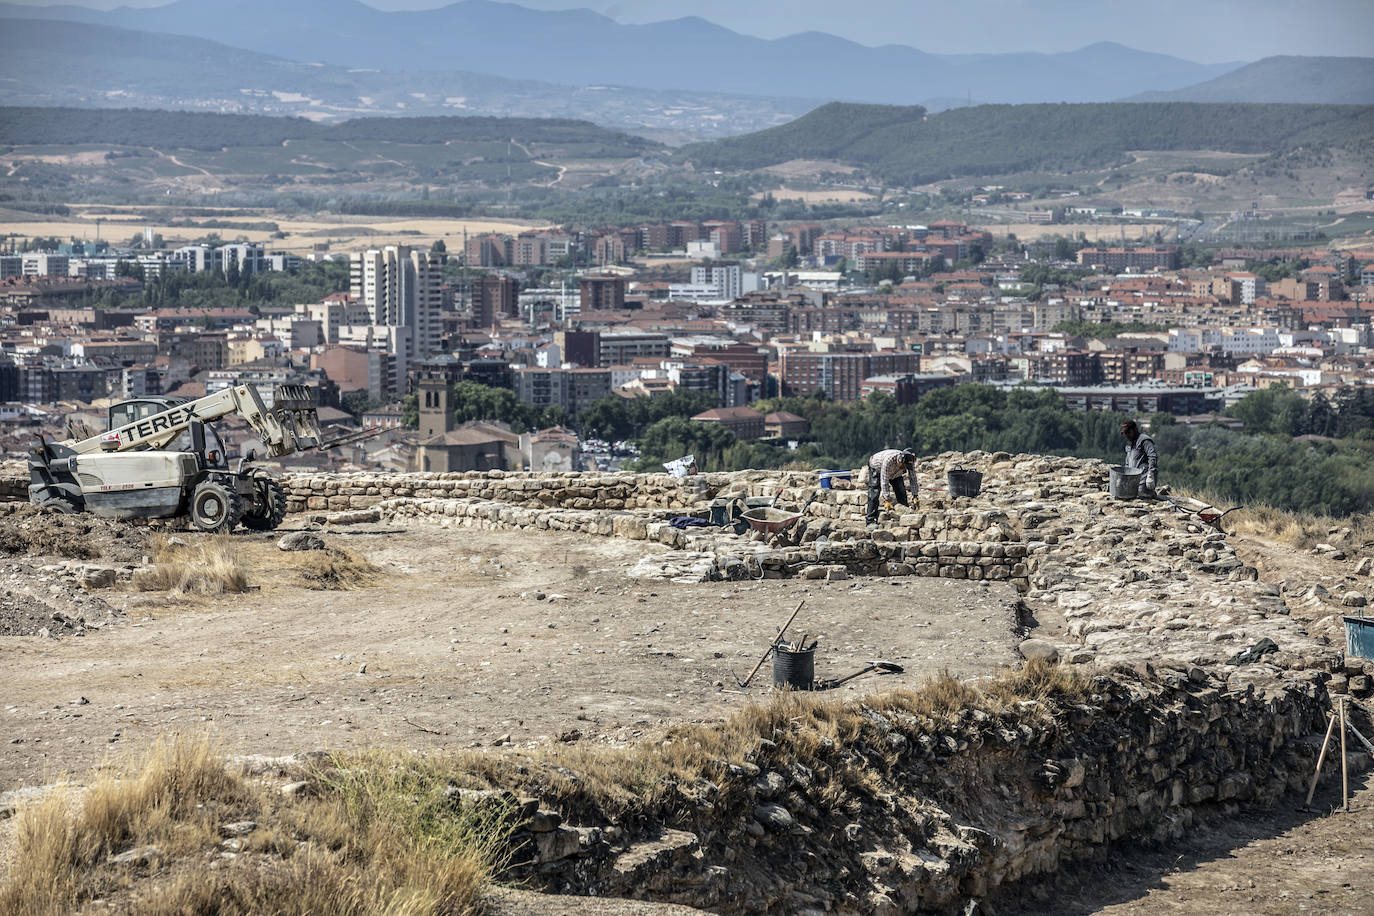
[737,598,805,688]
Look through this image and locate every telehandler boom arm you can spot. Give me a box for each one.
[65,384,322,459]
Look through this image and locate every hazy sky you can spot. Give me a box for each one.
[9,0,1374,62]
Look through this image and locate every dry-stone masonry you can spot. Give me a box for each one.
[283,451,1352,671]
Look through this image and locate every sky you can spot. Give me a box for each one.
[9,0,1374,63]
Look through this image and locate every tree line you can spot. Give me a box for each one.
[410,378,1373,516]
[626,384,1374,517]
[0,107,656,158]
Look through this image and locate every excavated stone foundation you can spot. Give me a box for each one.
[277,451,1371,912]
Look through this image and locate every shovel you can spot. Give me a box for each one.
[815,660,904,691]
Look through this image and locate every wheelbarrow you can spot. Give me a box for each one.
[740,492,819,534]
[1163,494,1243,531]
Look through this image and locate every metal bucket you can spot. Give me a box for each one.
[1108,465,1141,500]
[708,498,729,527]
[947,468,983,498]
[1345,615,1374,660]
[772,644,815,690]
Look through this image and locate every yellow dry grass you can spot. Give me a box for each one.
[453,661,1092,818]
[0,209,547,255]
[290,545,382,591]
[0,737,514,916]
[1229,502,1374,551]
[132,533,250,595]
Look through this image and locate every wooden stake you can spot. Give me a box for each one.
[1339,696,1349,813]
[1306,710,1338,807]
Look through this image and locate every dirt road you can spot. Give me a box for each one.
[0,522,1021,788]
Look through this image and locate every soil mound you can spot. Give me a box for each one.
[0,502,150,563]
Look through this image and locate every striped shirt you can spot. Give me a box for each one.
[869,449,916,503]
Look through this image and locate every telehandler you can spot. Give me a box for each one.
[28,384,323,533]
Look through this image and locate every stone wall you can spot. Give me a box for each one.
[458,665,1356,915]
[283,453,1350,671]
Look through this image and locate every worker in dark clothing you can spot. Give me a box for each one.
[1120,420,1159,497]
[866,448,918,527]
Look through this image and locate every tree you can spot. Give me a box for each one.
[340,390,380,421]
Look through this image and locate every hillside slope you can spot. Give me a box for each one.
[1130,56,1374,104]
[682,101,1374,185]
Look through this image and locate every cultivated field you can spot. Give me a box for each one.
[0,205,549,254]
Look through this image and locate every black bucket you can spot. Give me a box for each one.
[772,644,815,690]
[947,468,983,498]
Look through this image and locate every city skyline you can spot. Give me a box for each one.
[5,0,1374,63]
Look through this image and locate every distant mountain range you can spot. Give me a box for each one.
[0,0,1241,105]
[0,18,817,138]
[0,0,1368,141]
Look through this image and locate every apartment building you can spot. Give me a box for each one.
[579,274,626,312]
[599,331,669,367]
[349,245,443,360]
[777,349,922,400]
[465,234,513,267]
[1076,247,1181,271]
[472,275,519,326]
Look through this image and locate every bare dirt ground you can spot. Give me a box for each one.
[1009,776,1374,916]
[0,520,1021,789]
[749,187,877,203]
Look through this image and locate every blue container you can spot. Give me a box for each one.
[1345,615,1374,660]
[819,470,851,490]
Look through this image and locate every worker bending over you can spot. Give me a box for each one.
[866,448,918,528]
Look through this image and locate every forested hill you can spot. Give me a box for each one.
[681,101,1374,185]
[0,107,661,156]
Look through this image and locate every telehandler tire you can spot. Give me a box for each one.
[190,480,243,533]
[241,476,287,531]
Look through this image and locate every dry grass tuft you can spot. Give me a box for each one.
[454,662,1100,822]
[293,546,381,590]
[132,533,249,595]
[983,658,1093,707]
[0,738,514,916]
[1229,502,1374,550]
[0,734,251,914]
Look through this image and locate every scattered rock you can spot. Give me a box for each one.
[753,803,794,833]
[277,532,325,552]
[108,845,161,867]
[1018,638,1060,664]
[78,566,117,590]
[326,508,382,525]
[219,821,258,838]
[1341,591,1368,608]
